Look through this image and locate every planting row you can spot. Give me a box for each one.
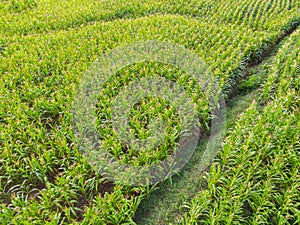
[0,1,299,223]
[179,28,300,225]
[0,0,299,37]
[0,15,271,224]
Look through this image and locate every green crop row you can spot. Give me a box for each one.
[0,15,261,224]
[0,13,281,100]
[179,29,299,225]
[0,0,299,37]
[208,0,299,32]
[0,0,299,224]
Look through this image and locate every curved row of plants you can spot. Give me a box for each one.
[0,16,268,224]
[1,0,298,37]
[179,28,300,225]
[0,1,299,224]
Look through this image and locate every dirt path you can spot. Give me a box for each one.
[133,25,299,225]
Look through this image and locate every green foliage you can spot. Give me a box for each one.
[179,29,300,225]
[0,0,299,36]
[0,0,299,224]
[5,0,37,13]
